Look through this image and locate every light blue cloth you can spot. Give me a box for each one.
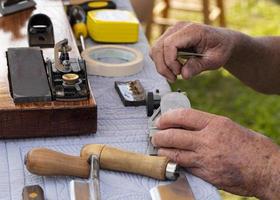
[0,1,221,199]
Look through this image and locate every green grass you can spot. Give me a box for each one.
[153,0,280,199]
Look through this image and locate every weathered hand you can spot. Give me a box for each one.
[149,22,190,82]
[150,22,238,81]
[151,108,280,199]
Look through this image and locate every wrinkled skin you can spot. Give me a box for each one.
[152,108,280,199]
[150,22,236,82]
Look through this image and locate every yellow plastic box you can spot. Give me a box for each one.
[87,9,139,43]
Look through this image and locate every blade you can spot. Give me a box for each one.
[70,180,90,200]
[69,155,101,200]
[150,173,195,200]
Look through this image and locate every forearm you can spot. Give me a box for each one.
[225,33,280,94]
[259,150,280,200]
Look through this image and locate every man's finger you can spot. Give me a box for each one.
[150,44,176,82]
[150,23,188,82]
[162,23,203,71]
[158,148,200,168]
[151,128,201,151]
[163,42,182,75]
[155,108,216,130]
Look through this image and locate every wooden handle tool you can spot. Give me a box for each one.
[80,144,172,180]
[25,148,90,178]
[25,145,177,180]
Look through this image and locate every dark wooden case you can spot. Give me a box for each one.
[0,0,97,138]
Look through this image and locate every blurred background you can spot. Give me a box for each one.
[131,0,280,200]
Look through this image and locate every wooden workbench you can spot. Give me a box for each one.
[0,0,97,138]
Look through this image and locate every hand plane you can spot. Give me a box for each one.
[147,91,191,155]
[45,38,90,101]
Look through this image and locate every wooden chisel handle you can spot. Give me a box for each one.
[25,145,172,180]
[81,144,170,180]
[25,148,89,178]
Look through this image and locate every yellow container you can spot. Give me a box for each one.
[87,9,139,43]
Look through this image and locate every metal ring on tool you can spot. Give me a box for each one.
[81,45,144,77]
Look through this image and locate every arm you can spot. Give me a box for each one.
[150,22,280,94]
[264,152,280,200]
[226,35,280,94]
[152,108,280,199]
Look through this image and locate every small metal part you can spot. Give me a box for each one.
[115,80,146,106]
[22,185,45,200]
[165,162,179,180]
[177,50,205,65]
[0,0,36,16]
[146,90,161,117]
[54,39,72,72]
[28,14,55,48]
[62,73,79,85]
[177,51,205,58]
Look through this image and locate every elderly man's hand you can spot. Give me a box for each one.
[151,108,280,199]
[150,22,238,82]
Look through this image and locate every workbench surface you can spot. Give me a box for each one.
[0,1,220,199]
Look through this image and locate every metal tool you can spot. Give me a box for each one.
[150,171,195,200]
[46,38,90,101]
[115,80,146,107]
[177,50,205,65]
[0,0,36,16]
[70,154,101,200]
[147,92,191,155]
[68,6,88,52]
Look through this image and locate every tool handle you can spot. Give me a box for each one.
[25,148,89,178]
[81,144,170,180]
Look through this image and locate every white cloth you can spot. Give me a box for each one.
[0,1,221,199]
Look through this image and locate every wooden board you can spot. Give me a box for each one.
[0,0,97,138]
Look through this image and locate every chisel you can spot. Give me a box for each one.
[25,145,178,180]
[25,145,195,200]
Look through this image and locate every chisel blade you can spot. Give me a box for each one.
[70,180,90,200]
[150,173,195,200]
[69,155,101,200]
